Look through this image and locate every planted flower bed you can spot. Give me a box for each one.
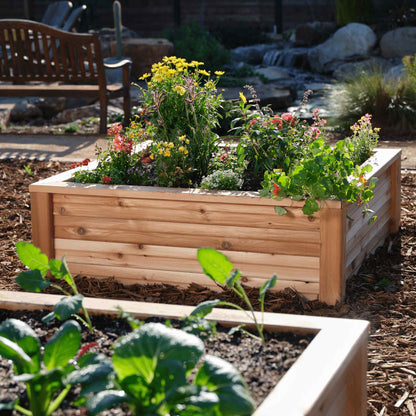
[0,290,369,415]
[30,147,400,305]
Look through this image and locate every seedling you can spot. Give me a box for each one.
[15,242,93,333]
[0,319,82,416]
[197,248,276,344]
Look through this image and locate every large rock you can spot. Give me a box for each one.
[333,57,394,80]
[308,23,377,73]
[294,21,337,47]
[10,100,42,122]
[34,97,66,119]
[52,104,122,124]
[231,44,277,65]
[255,67,292,82]
[380,27,416,59]
[110,38,174,79]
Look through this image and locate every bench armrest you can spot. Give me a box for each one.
[103,58,132,69]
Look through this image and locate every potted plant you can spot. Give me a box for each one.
[29,57,401,305]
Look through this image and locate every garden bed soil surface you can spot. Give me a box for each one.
[0,308,311,415]
[1,159,416,415]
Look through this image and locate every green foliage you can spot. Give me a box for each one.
[0,319,82,416]
[197,248,276,344]
[23,164,33,176]
[15,242,93,333]
[70,322,255,416]
[330,68,416,134]
[162,23,230,72]
[336,0,373,25]
[64,124,78,134]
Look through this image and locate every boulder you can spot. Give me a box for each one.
[110,38,174,80]
[294,21,337,47]
[34,97,66,119]
[255,67,292,82]
[333,57,394,80]
[262,47,310,68]
[52,104,122,124]
[10,100,42,122]
[98,26,140,58]
[384,64,407,81]
[380,27,416,59]
[308,23,377,73]
[231,44,277,65]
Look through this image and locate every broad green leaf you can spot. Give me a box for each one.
[49,257,73,286]
[53,294,84,321]
[15,270,50,293]
[197,248,233,284]
[85,390,128,415]
[195,355,255,416]
[42,312,56,323]
[15,242,49,277]
[190,300,221,317]
[171,385,219,414]
[113,323,204,384]
[0,336,33,375]
[43,320,81,371]
[0,319,40,372]
[66,362,113,386]
[274,206,287,215]
[302,198,319,215]
[259,275,277,299]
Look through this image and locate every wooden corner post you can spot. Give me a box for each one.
[389,156,401,233]
[319,205,347,304]
[30,191,55,259]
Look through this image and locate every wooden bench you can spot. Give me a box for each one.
[0,19,131,134]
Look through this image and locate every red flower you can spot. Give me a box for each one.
[220,153,228,161]
[271,117,283,129]
[70,163,76,169]
[141,157,152,164]
[272,184,280,196]
[102,176,111,184]
[249,119,257,125]
[107,124,123,137]
[81,158,90,166]
[281,113,295,126]
[359,174,367,185]
[113,135,132,154]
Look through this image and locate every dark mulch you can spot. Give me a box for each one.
[1,159,416,415]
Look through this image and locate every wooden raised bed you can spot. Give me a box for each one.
[29,148,401,305]
[0,290,369,416]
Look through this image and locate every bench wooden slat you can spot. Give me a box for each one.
[0,19,131,133]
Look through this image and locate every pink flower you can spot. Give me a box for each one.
[107,124,123,137]
[249,119,257,125]
[102,176,111,184]
[220,153,228,161]
[308,126,321,139]
[271,117,283,129]
[113,135,132,154]
[281,113,295,126]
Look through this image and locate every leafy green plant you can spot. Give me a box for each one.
[0,318,82,416]
[15,242,93,333]
[200,169,243,190]
[23,164,33,176]
[162,23,230,72]
[64,124,78,134]
[330,67,416,134]
[68,322,255,416]
[197,248,276,344]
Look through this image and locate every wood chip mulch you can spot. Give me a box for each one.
[1,158,416,415]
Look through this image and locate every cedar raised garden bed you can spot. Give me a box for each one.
[29,148,401,305]
[0,290,369,416]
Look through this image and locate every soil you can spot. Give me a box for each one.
[0,308,312,415]
[1,159,416,415]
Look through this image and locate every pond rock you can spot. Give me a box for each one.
[231,44,277,65]
[380,26,416,58]
[307,23,377,73]
[332,57,394,80]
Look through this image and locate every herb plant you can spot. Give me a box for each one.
[197,248,276,344]
[15,242,93,333]
[0,318,82,416]
[68,322,255,416]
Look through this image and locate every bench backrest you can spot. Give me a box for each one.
[0,19,106,87]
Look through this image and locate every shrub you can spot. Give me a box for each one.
[200,169,243,190]
[329,67,416,134]
[162,23,230,72]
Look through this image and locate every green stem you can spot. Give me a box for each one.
[46,385,71,416]
[14,404,32,416]
[50,284,71,297]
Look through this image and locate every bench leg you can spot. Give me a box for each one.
[99,94,108,135]
[123,87,131,128]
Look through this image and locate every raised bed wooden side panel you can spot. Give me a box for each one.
[29,148,401,305]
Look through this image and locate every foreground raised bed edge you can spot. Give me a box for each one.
[29,148,401,305]
[0,290,369,416]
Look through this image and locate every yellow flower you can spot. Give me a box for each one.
[198,69,210,76]
[139,72,151,80]
[184,149,189,155]
[179,146,185,152]
[205,81,215,89]
[164,150,171,157]
[150,154,154,159]
[168,142,174,148]
[174,85,186,95]
[168,69,177,76]
[374,127,381,132]
[239,92,247,104]
[178,135,186,142]
[158,149,164,155]
[185,139,190,144]
[214,71,225,76]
